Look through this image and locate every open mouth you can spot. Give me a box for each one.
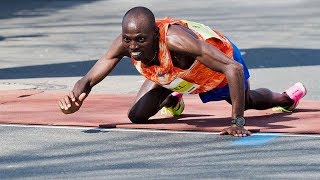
[131,52,142,59]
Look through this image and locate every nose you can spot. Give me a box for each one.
[129,41,139,51]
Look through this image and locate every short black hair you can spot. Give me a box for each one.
[122,6,156,30]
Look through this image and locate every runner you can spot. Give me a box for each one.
[58,6,306,137]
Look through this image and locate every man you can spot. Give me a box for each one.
[58,6,306,137]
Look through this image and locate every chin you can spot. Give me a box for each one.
[132,53,145,60]
[132,55,142,60]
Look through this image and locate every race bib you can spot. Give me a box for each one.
[182,20,223,41]
[162,78,200,94]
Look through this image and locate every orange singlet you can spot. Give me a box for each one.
[131,17,235,94]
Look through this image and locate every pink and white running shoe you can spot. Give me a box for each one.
[273,82,307,112]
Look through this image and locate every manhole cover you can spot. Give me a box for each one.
[0,82,67,90]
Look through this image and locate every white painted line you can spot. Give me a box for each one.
[0,124,220,135]
[1,123,320,138]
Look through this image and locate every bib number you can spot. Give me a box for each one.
[162,78,200,94]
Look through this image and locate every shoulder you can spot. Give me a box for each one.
[166,24,191,40]
[166,24,202,55]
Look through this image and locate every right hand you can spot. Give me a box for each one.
[58,92,87,114]
[219,125,252,137]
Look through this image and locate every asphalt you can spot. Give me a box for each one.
[1,0,320,179]
[1,125,320,179]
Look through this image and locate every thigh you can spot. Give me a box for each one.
[131,79,171,104]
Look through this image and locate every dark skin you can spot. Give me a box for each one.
[58,12,294,137]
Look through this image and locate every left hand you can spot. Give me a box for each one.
[220,125,252,137]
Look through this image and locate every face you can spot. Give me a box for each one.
[122,21,156,61]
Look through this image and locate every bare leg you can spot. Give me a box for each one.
[225,80,293,110]
[127,79,175,124]
[244,80,294,110]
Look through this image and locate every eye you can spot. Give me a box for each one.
[123,37,130,43]
[137,37,145,43]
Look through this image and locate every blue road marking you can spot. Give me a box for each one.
[231,133,281,146]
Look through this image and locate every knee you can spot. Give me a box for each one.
[127,109,148,124]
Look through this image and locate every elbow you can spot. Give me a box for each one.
[226,62,244,78]
[234,62,244,74]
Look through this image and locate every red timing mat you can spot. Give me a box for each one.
[1,90,320,134]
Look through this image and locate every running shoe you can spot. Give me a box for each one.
[161,92,184,117]
[272,82,307,112]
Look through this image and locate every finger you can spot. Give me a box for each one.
[58,100,64,110]
[69,92,76,102]
[242,129,253,137]
[233,129,244,137]
[236,130,242,136]
[75,101,80,107]
[219,129,228,135]
[63,95,72,109]
[246,130,252,136]
[237,130,244,137]
[78,92,87,102]
[60,99,68,110]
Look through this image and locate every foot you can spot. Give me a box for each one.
[273,82,307,112]
[161,92,184,117]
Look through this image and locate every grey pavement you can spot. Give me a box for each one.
[1,125,320,179]
[1,0,320,179]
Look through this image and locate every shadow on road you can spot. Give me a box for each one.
[0,0,99,19]
[0,57,137,79]
[243,48,320,69]
[0,48,319,79]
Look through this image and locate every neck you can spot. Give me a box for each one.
[144,51,158,66]
[143,36,160,66]
[144,42,159,66]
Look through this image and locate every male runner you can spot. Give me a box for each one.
[58,6,306,137]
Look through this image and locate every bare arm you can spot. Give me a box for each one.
[166,25,245,119]
[58,34,128,114]
[77,35,128,94]
[166,25,250,137]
